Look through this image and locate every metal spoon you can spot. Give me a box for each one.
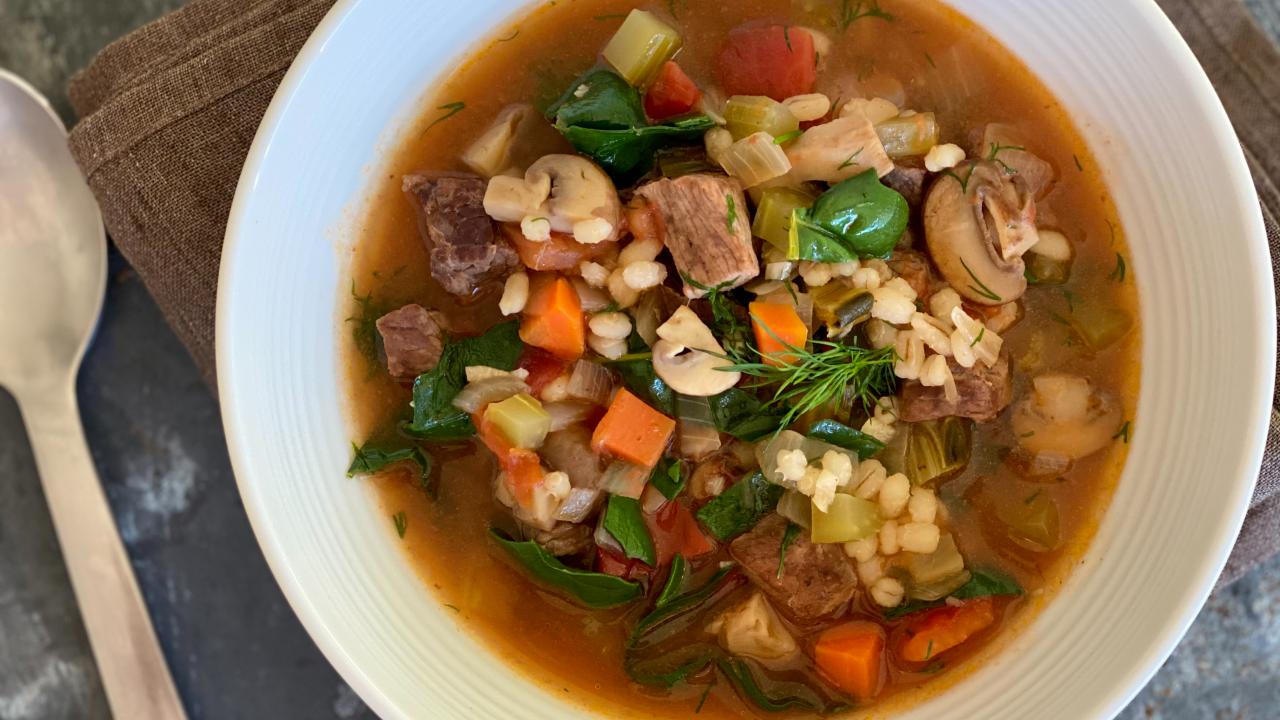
[0,70,187,720]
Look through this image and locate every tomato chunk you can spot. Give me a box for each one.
[897,596,997,663]
[504,225,611,272]
[645,500,714,566]
[645,61,702,120]
[518,347,570,396]
[716,25,817,101]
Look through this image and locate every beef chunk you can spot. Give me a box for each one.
[888,249,934,301]
[531,522,594,557]
[540,426,605,489]
[635,174,759,298]
[729,515,857,622]
[375,304,448,381]
[403,171,518,297]
[883,165,926,209]
[979,124,1055,199]
[899,351,1013,423]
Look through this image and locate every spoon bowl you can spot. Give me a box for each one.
[0,69,187,720]
[0,69,105,389]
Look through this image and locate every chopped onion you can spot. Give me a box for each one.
[544,401,593,432]
[595,516,625,555]
[776,490,812,528]
[555,488,603,523]
[452,376,530,414]
[720,132,793,187]
[640,483,668,514]
[599,460,649,499]
[755,430,858,486]
[572,278,613,313]
[676,393,721,460]
[566,360,613,406]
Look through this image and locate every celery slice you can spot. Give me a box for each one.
[752,186,816,251]
[720,132,793,187]
[602,10,683,87]
[875,112,939,158]
[725,96,800,141]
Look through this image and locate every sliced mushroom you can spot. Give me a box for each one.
[785,107,894,184]
[924,160,1040,305]
[483,154,623,244]
[652,306,741,396]
[1012,374,1122,461]
[706,592,798,662]
[462,104,532,178]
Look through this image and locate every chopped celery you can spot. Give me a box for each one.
[484,393,551,449]
[903,534,969,600]
[752,187,817,251]
[998,493,1061,552]
[1069,305,1132,352]
[725,96,800,141]
[810,494,882,544]
[776,490,813,528]
[720,132,793,187]
[602,10,683,87]
[875,112,939,158]
[902,417,972,486]
[1025,252,1071,286]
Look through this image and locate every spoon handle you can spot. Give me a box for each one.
[16,380,188,720]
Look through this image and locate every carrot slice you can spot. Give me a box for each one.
[898,597,997,663]
[749,301,808,366]
[591,388,676,468]
[814,621,885,699]
[520,275,585,361]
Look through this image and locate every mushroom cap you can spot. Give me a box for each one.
[924,161,1039,306]
[1011,374,1122,460]
[482,154,622,244]
[652,306,741,397]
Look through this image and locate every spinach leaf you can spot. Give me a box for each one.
[789,169,909,262]
[695,471,785,541]
[603,495,657,566]
[882,568,1023,620]
[347,442,433,490]
[655,554,688,608]
[403,321,523,441]
[615,332,677,415]
[807,419,885,459]
[651,458,686,500]
[710,389,785,441]
[491,530,643,608]
[776,522,802,579]
[548,68,715,183]
[717,659,844,713]
[625,565,743,687]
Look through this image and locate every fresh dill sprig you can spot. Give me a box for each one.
[987,141,1025,175]
[1109,253,1127,282]
[722,336,898,432]
[836,0,895,32]
[347,282,387,369]
[682,273,749,343]
[423,101,466,135]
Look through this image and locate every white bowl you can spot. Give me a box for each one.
[217,0,1274,717]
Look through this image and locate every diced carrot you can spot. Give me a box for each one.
[517,347,570,396]
[645,61,702,120]
[503,225,611,272]
[592,388,676,468]
[520,275,585,361]
[814,622,885,699]
[749,301,808,366]
[716,26,817,102]
[646,500,714,566]
[898,597,997,663]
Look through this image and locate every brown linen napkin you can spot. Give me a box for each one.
[66,0,1280,584]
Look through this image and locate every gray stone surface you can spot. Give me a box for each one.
[0,1,1277,719]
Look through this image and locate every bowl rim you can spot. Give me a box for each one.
[216,1,1274,718]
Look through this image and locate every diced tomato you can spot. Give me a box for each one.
[476,413,543,506]
[716,25,817,102]
[644,61,702,120]
[596,546,650,581]
[896,597,997,664]
[518,347,570,396]
[646,501,715,566]
[503,225,611,272]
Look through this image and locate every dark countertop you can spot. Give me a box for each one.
[0,1,1275,718]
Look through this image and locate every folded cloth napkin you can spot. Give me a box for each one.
[66,0,1280,585]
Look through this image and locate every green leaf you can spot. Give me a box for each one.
[604,495,657,566]
[625,565,742,687]
[392,511,408,538]
[491,530,643,608]
[347,443,433,484]
[716,658,840,713]
[655,554,688,608]
[882,568,1023,620]
[651,458,686,500]
[695,471,785,541]
[776,522,802,578]
[807,419,885,459]
[614,332,677,415]
[710,389,785,441]
[787,169,909,261]
[403,321,523,441]
[548,68,714,183]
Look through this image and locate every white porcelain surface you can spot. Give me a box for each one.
[217,0,1274,718]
